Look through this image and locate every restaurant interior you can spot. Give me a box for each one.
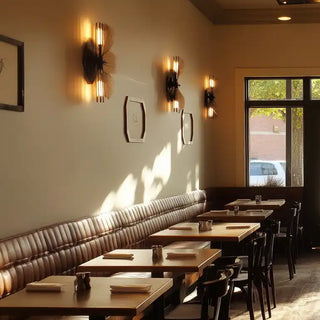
[1,0,320,319]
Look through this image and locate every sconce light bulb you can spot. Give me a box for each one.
[96,79,104,102]
[208,107,214,118]
[209,76,215,88]
[96,22,104,46]
[173,100,179,112]
[173,56,179,73]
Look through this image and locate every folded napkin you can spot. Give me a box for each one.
[26,282,62,292]
[168,226,193,230]
[166,252,197,259]
[236,199,251,201]
[210,210,229,214]
[103,253,134,260]
[226,225,251,229]
[110,284,151,293]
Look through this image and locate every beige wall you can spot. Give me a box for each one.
[0,0,217,237]
[205,23,320,187]
[3,1,320,238]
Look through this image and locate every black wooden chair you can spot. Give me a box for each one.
[275,207,298,280]
[231,233,267,320]
[260,219,280,317]
[164,269,233,320]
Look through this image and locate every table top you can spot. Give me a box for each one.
[194,210,273,222]
[148,222,260,243]
[224,199,285,210]
[78,248,221,274]
[0,276,173,317]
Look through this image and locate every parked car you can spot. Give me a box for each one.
[249,160,286,186]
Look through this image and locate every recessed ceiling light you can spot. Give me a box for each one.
[278,16,292,21]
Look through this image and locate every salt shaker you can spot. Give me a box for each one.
[152,245,163,262]
[255,195,262,204]
[234,205,239,215]
[74,272,91,292]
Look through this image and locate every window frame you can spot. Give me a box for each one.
[244,76,315,187]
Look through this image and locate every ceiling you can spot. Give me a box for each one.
[189,0,320,24]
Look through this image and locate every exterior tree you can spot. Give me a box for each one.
[248,79,304,186]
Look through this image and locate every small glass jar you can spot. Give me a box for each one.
[74,272,91,292]
[234,205,239,215]
[199,220,207,232]
[255,195,262,204]
[152,245,163,262]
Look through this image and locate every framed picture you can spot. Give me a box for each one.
[181,110,194,145]
[0,35,24,112]
[124,96,146,143]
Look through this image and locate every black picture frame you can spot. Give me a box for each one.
[0,35,24,112]
[124,96,146,143]
[181,110,194,145]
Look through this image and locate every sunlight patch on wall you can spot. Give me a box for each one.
[195,163,200,189]
[186,171,192,193]
[99,174,138,212]
[141,143,171,202]
[177,128,183,154]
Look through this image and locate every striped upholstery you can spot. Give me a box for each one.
[0,190,206,298]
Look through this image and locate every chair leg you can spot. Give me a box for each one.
[213,297,222,320]
[218,281,234,320]
[270,265,276,309]
[255,280,266,320]
[247,281,255,320]
[262,274,271,318]
[287,240,294,280]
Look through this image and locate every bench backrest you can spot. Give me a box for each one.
[0,190,206,297]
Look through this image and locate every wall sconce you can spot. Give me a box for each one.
[204,75,216,118]
[166,56,181,112]
[82,22,106,103]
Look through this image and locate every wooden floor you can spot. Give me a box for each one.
[230,250,320,320]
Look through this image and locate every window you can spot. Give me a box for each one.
[245,78,304,187]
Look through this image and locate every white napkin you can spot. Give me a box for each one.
[103,253,134,260]
[226,225,250,229]
[168,226,193,230]
[26,282,62,292]
[210,210,229,214]
[110,284,151,293]
[166,252,197,259]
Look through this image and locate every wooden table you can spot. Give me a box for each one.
[148,222,260,245]
[0,276,173,319]
[194,209,273,223]
[224,199,285,210]
[78,248,222,277]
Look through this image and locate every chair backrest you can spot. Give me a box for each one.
[262,220,279,266]
[293,201,302,238]
[286,207,298,238]
[200,268,233,320]
[248,233,266,277]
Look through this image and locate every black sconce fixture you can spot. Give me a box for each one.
[166,56,180,112]
[204,75,216,118]
[82,22,106,103]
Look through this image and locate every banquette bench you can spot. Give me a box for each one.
[0,190,207,302]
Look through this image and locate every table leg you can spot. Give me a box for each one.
[151,271,165,320]
[153,295,165,320]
